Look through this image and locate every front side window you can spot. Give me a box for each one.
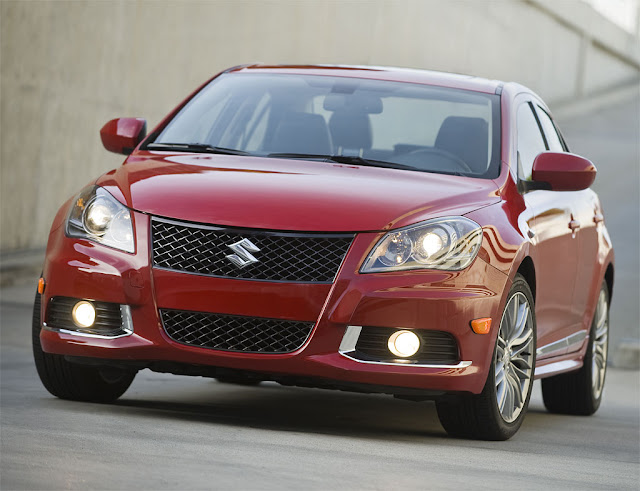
[516,103,547,181]
[534,106,564,152]
[152,73,501,179]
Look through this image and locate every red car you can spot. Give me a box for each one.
[33,65,613,440]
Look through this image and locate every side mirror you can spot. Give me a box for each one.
[531,152,596,191]
[100,118,147,155]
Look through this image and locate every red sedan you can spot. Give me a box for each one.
[33,65,613,440]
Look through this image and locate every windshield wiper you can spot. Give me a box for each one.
[266,153,418,171]
[146,142,249,155]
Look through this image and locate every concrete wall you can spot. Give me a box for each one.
[1,0,639,253]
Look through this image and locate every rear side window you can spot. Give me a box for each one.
[516,103,547,181]
[535,106,564,152]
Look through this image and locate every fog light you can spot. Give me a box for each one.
[72,301,96,328]
[388,330,420,358]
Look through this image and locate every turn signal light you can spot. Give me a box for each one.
[471,317,492,334]
[37,277,45,294]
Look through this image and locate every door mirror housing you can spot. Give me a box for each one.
[531,152,596,191]
[100,118,147,155]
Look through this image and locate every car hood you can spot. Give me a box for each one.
[97,152,500,232]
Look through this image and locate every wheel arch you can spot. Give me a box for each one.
[515,256,536,303]
[604,262,614,300]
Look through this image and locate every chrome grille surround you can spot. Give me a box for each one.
[45,296,133,338]
[160,309,314,353]
[354,326,460,364]
[151,217,354,283]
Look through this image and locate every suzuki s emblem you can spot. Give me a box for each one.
[225,238,260,268]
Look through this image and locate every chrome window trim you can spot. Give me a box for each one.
[338,325,472,369]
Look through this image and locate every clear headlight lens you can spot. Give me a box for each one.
[361,217,482,273]
[66,186,135,253]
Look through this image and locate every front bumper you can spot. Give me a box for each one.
[39,212,509,395]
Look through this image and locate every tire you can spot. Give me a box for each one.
[436,274,536,440]
[32,291,136,403]
[541,281,609,415]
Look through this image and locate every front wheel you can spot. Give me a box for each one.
[32,292,136,403]
[436,274,536,440]
[541,282,609,415]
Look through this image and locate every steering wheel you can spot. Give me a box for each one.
[396,148,473,174]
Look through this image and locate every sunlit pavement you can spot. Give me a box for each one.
[1,276,638,489]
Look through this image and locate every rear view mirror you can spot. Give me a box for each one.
[532,152,596,191]
[100,118,147,155]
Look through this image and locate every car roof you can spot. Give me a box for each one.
[227,64,504,95]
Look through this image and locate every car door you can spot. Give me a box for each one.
[515,100,581,357]
[533,105,599,350]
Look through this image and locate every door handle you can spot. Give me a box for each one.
[569,219,581,231]
[593,213,604,224]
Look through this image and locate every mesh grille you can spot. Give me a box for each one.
[161,309,314,353]
[356,327,459,364]
[46,297,126,337]
[151,218,353,283]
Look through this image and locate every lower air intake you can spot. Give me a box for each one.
[355,326,460,364]
[160,309,314,354]
[46,296,130,338]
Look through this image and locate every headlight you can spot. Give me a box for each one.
[66,186,135,253]
[361,217,482,273]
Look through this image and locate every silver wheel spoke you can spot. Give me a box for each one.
[501,378,512,417]
[591,287,609,399]
[509,296,520,339]
[496,336,506,359]
[507,371,524,409]
[497,378,507,411]
[595,323,608,340]
[511,303,529,342]
[510,330,533,358]
[511,362,530,381]
[495,362,505,387]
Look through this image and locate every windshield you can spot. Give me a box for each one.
[152,72,501,178]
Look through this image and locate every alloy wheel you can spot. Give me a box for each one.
[495,291,535,423]
[591,288,609,400]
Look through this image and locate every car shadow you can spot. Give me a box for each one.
[103,378,556,445]
[109,378,455,442]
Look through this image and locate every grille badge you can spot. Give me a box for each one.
[225,238,261,268]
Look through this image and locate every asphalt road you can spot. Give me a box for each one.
[1,278,638,490]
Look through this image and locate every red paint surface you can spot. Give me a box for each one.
[532,152,597,191]
[100,118,147,155]
[97,154,500,232]
[39,65,614,395]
